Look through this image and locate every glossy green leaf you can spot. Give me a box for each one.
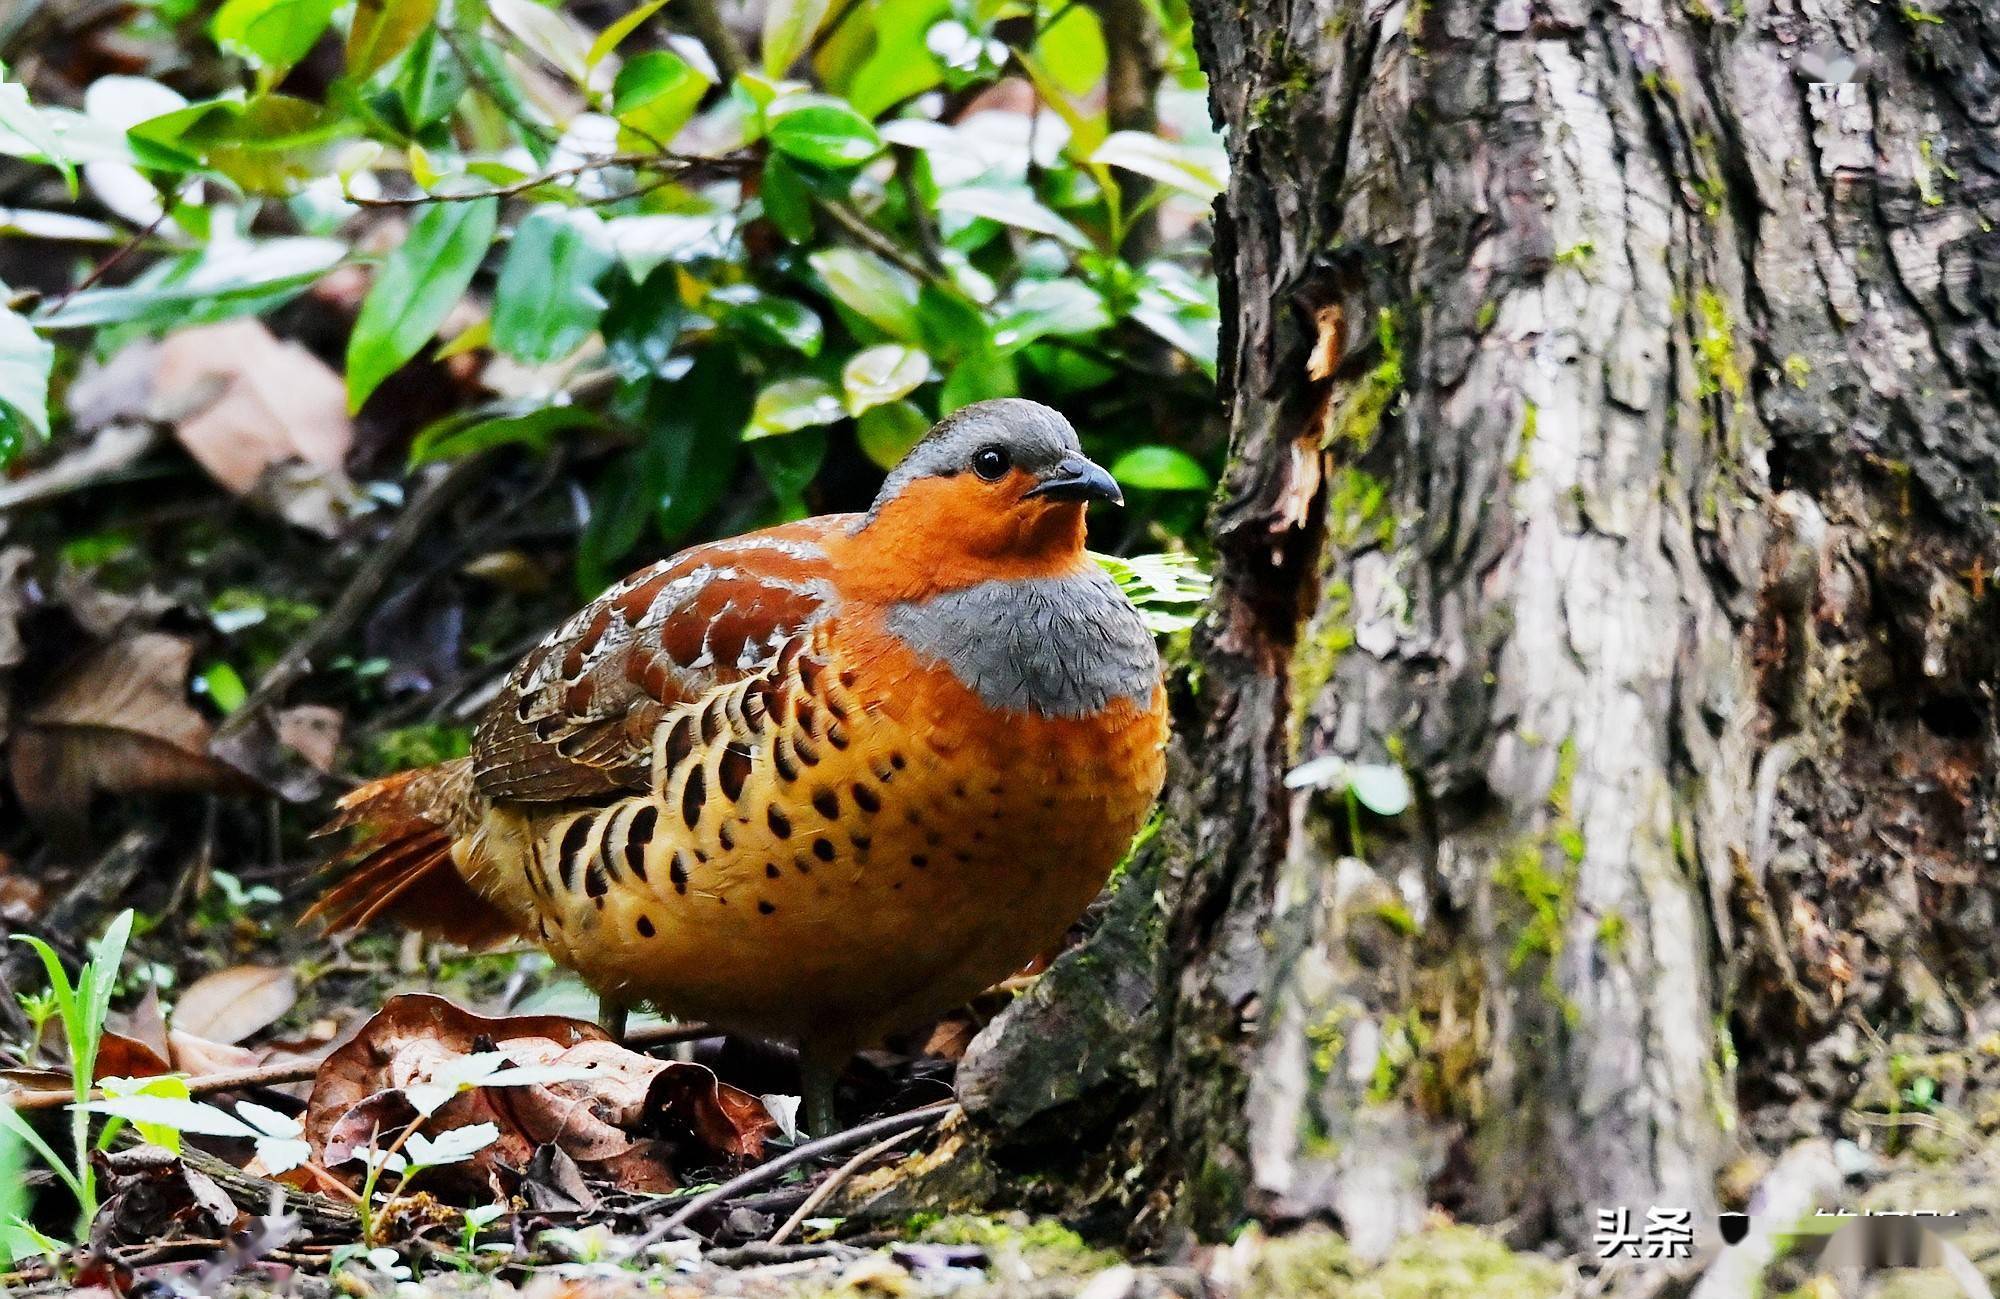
[992,279,1108,351]
[1089,130,1227,199]
[939,345,1016,412]
[0,70,75,189]
[713,287,823,356]
[492,206,615,364]
[346,197,497,411]
[842,344,928,413]
[1110,444,1209,492]
[855,400,928,469]
[1347,764,1413,817]
[761,0,834,76]
[602,268,687,382]
[807,247,921,341]
[847,0,946,116]
[197,662,249,713]
[747,376,845,438]
[654,351,749,542]
[612,49,709,146]
[760,152,814,243]
[487,0,592,85]
[397,29,467,130]
[212,0,338,73]
[935,186,1090,249]
[36,237,346,329]
[1030,5,1106,94]
[750,427,825,514]
[346,0,439,80]
[768,102,881,168]
[129,93,346,192]
[588,0,672,67]
[0,304,53,464]
[408,401,597,464]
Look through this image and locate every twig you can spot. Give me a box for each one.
[767,1126,915,1245]
[634,1101,958,1247]
[1,1020,714,1111]
[214,453,496,742]
[45,207,173,313]
[345,152,753,208]
[680,0,747,80]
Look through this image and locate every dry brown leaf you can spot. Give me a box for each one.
[8,632,249,831]
[153,320,352,496]
[303,994,774,1195]
[173,964,298,1045]
[94,1031,173,1081]
[275,705,343,773]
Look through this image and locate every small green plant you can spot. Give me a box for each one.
[0,910,133,1240]
[1097,550,1213,634]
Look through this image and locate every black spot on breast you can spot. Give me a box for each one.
[585,860,609,899]
[700,698,725,745]
[793,853,812,874]
[851,783,880,814]
[558,816,592,891]
[681,766,706,828]
[669,853,689,894]
[719,746,752,802]
[625,805,656,880]
[825,720,849,750]
[795,699,818,734]
[758,900,776,915]
[911,854,928,869]
[952,782,968,799]
[637,916,655,937]
[812,837,836,862]
[954,850,972,863]
[795,736,821,767]
[798,655,822,694]
[768,806,792,838]
[839,668,857,688]
[765,863,780,879]
[826,694,849,722]
[718,823,735,851]
[812,787,839,819]
[774,740,800,783]
[871,758,895,782]
[890,752,906,770]
[664,715,694,766]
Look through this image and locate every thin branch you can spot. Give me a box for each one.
[681,0,748,80]
[346,152,753,208]
[767,1126,914,1244]
[45,206,173,313]
[634,1101,959,1246]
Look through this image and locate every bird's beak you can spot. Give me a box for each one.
[1025,456,1124,506]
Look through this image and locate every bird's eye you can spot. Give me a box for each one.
[972,446,1011,481]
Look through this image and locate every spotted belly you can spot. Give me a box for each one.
[463,621,1167,1052]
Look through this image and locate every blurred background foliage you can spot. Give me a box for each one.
[0,0,1220,855]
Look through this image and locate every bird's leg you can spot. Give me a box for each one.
[598,996,629,1043]
[800,1048,842,1137]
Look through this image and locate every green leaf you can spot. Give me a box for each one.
[807,247,921,341]
[602,268,687,381]
[408,401,595,465]
[1030,4,1106,94]
[346,197,497,411]
[855,400,928,469]
[128,93,347,192]
[1089,131,1227,199]
[588,0,673,67]
[712,286,822,356]
[939,345,1016,412]
[768,102,882,168]
[198,662,248,713]
[211,0,338,74]
[612,49,709,146]
[488,0,592,84]
[761,0,834,76]
[36,237,345,329]
[760,152,814,243]
[847,0,947,117]
[491,206,615,364]
[748,376,845,438]
[842,344,929,413]
[750,427,825,513]
[0,70,75,190]
[934,186,1090,249]
[992,279,1108,351]
[347,0,440,80]
[397,29,467,130]
[1347,764,1413,817]
[0,304,52,467]
[1109,444,1209,492]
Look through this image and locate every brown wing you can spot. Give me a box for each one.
[471,515,856,802]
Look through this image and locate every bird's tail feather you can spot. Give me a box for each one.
[304,758,522,948]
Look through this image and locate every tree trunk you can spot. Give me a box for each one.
[954,0,2000,1264]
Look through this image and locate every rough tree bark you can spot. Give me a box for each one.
[944,0,2000,1265]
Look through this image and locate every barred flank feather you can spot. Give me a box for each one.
[304,759,521,948]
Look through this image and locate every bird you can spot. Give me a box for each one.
[309,398,1169,1133]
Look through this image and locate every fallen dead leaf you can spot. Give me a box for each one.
[97,1144,244,1246]
[275,705,343,773]
[152,320,358,534]
[174,964,299,1045]
[303,994,774,1196]
[8,632,250,833]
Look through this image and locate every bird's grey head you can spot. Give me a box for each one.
[866,398,1121,519]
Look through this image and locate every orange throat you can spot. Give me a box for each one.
[826,472,1092,604]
